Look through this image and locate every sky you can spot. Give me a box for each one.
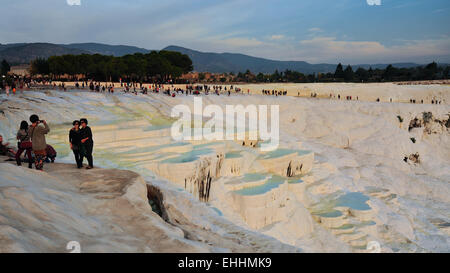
[0,0,449,64]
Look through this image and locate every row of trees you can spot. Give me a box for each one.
[229,62,449,83]
[30,51,193,82]
[26,55,450,84]
[330,62,448,82]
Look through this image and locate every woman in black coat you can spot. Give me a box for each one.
[69,120,82,168]
[79,118,94,169]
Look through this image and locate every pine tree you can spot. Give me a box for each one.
[334,63,344,79]
[344,65,354,82]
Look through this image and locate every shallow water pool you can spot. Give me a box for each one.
[234,175,286,196]
[260,149,311,160]
[225,151,242,159]
[160,148,214,164]
[335,192,371,211]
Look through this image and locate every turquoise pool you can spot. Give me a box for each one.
[241,173,268,182]
[287,178,304,184]
[225,151,242,159]
[260,149,311,160]
[318,210,344,218]
[193,142,220,149]
[234,175,286,196]
[335,192,371,211]
[161,148,214,164]
[118,141,190,155]
[143,124,172,131]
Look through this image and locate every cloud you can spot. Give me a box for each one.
[0,0,448,64]
[366,0,381,6]
[269,35,285,40]
[66,0,81,6]
[210,37,264,50]
[299,37,385,56]
[296,36,450,63]
[308,28,323,33]
[197,34,450,64]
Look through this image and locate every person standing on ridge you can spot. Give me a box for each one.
[15,120,33,168]
[79,118,94,169]
[69,120,82,168]
[28,115,50,171]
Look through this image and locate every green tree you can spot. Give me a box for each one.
[423,61,438,80]
[344,65,354,82]
[198,73,206,81]
[444,66,449,79]
[355,67,368,82]
[237,72,245,81]
[307,73,316,83]
[48,56,66,79]
[256,72,265,82]
[159,50,193,79]
[270,70,281,82]
[31,58,50,75]
[368,67,374,80]
[334,63,344,80]
[1,59,10,76]
[383,64,396,81]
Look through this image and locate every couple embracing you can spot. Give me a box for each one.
[69,118,94,169]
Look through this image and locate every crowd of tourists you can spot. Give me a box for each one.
[0,115,94,171]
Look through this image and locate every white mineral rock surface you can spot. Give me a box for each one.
[0,84,449,252]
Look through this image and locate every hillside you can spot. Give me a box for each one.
[163,46,427,74]
[0,42,438,73]
[0,43,151,65]
[0,43,89,65]
[163,45,337,74]
[63,43,151,56]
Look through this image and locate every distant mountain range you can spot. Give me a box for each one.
[162,46,425,74]
[0,42,443,74]
[0,43,151,65]
[63,43,150,56]
[163,45,337,74]
[0,43,89,65]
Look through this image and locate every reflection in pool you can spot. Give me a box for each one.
[234,175,286,196]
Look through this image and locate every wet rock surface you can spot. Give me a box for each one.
[1,90,449,252]
[0,159,298,253]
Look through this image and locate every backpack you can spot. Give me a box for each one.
[18,130,32,149]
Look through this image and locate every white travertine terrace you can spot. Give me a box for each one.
[0,84,449,252]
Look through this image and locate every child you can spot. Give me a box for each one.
[16,120,33,168]
[0,135,16,158]
[45,144,57,163]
